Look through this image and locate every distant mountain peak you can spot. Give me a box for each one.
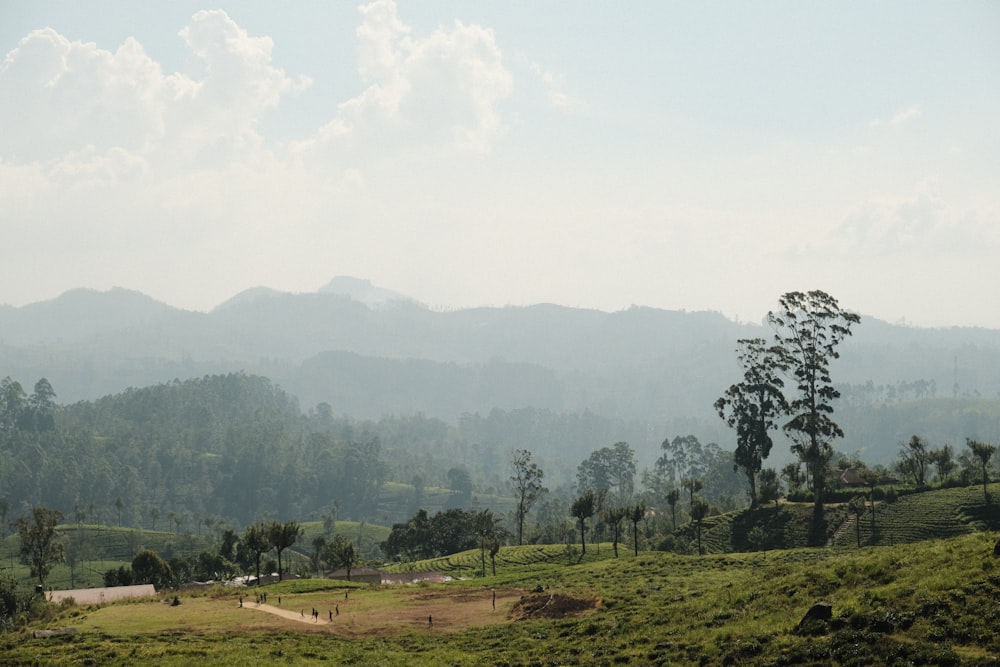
[212,286,291,312]
[318,276,419,308]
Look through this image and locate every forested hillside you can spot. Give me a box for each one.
[0,374,688,531]
[1,375,385,529]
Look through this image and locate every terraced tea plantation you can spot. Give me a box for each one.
[829,484,1000,548]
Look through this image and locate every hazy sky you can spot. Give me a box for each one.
[2,2,998,328]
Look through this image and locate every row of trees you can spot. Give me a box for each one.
[381,507,506,576]
[11,429,998,593]
[11,504,373,592]
[894,435,997,493]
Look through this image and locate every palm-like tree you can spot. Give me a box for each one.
[268,520,303,581]
[629,503,646,556]
[666,489,680,531]
[967,439,997,503]
[570,491,597,560]
[690,498,710,556]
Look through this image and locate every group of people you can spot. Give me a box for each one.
[302,606,339,622]
[239,592,276,608]
[238,589,353,625]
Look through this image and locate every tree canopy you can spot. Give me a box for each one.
[16,507,65,588]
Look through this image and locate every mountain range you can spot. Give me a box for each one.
[2,278,998,465]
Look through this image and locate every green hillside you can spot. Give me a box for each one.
[663,483,1000,555]
[4,532,1000,665]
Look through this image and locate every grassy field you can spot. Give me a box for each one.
[5,529,1000,665]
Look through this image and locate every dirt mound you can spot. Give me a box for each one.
[510,592,599,620]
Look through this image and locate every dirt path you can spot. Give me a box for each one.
[240,602,320,624]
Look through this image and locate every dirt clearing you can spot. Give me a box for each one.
[239,587,534,637]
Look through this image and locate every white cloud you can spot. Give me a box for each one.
[174,11,310,136]
[528,61,581,110]
[0,29,166,160]
[889,105,922,126]
[0,11,310,170]
[308,0,513,155]
[827,187,997,259]
[868,104,922,129]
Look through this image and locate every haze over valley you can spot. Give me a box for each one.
[2,278,998,478]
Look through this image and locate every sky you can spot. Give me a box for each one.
[1,1,998,328]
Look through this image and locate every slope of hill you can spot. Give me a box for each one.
[7,532,1000,665]
[671,483,1000,555]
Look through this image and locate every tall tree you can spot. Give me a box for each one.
[602,506,627,558]
[577,442,637,508]
[219,529,239,563]
[780,462,805,495]
[241,523,271,584]
[847,495,867,547]
[324,534,358,580]
[756,468,781,507]
[605,442,637,507]
[570,491,596,561]
[896,435,931,487]
[690,498,710,556]
[628,502,645,556]
[132,549,174,588]
[967,439,997,503]
[447,466,473,506]
[488,537,501,577]
[665,489,680,532]
[681,477,703,508]
[656,435,705,486]
[768,290,860,530]
[27,378,57,432]
[714,338,788,508]
[311,536,327,577]
[16,507,65,588]
[930,445,956,483]
[473,509,504,577]
[858,467,881,539]
[0,377,27,431]
[510,449,547,546]
[268,520,303,581]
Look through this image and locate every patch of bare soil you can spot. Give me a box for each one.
[509,592,600,620]
[241,587,526,637]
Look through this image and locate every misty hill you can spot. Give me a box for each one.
[1,280,999,464]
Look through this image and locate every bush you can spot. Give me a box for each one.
[656,534,691,554]
[0,575,50,633]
